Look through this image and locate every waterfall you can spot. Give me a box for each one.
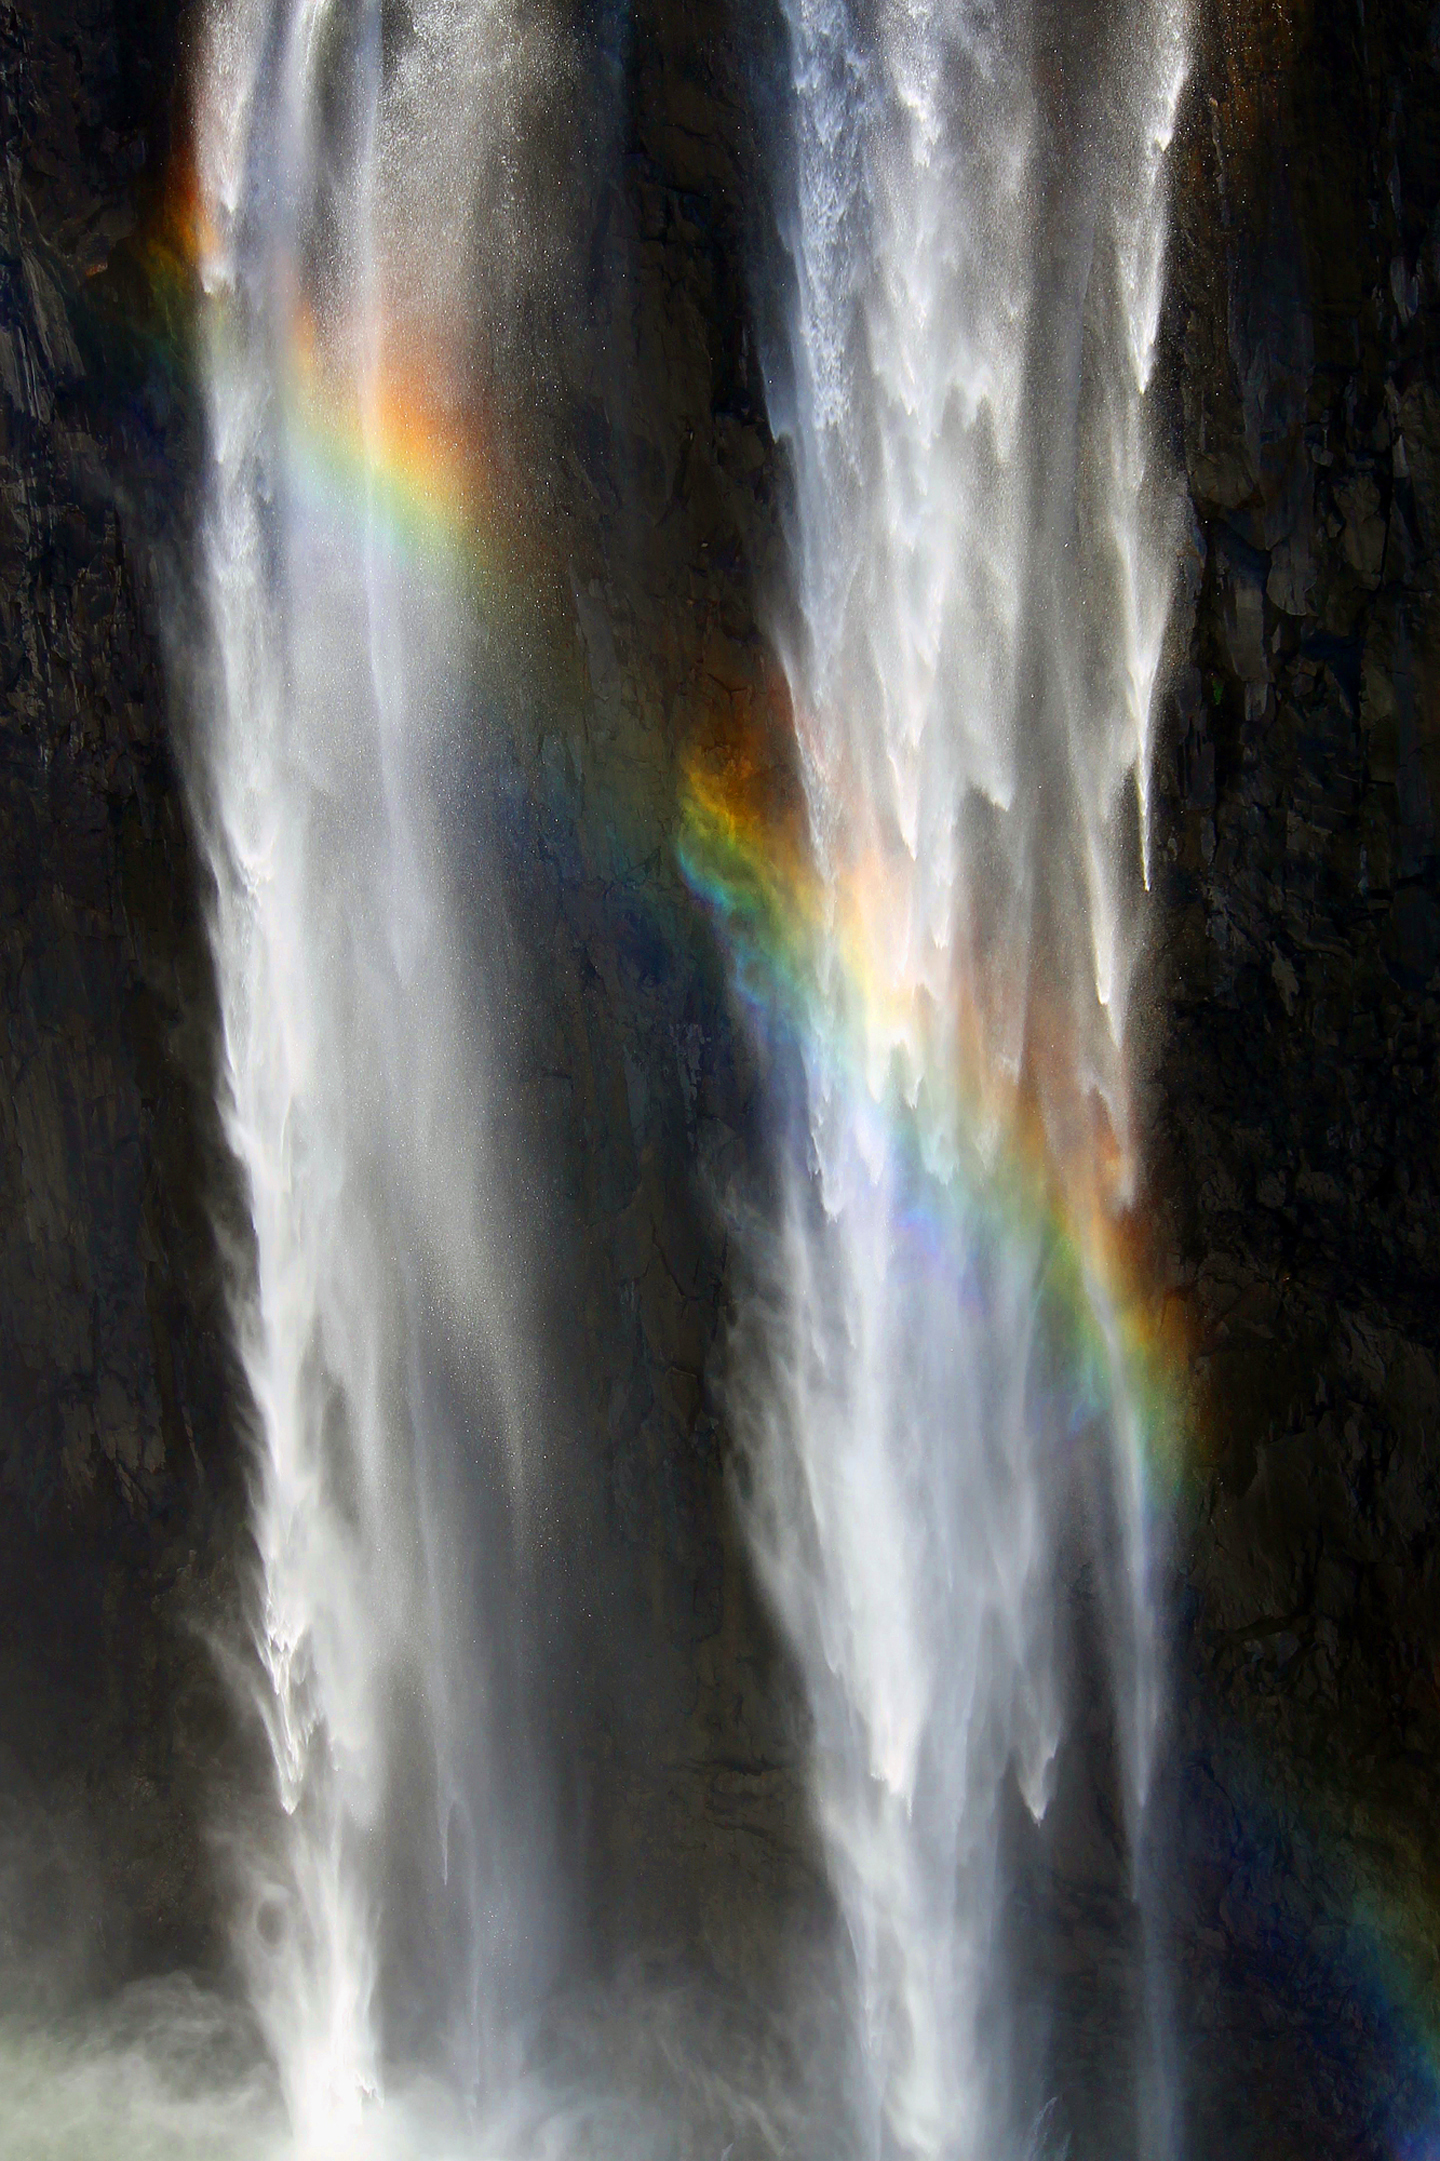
[688,0,1190,2154]
[185,0,548,2139]
[148,0,1187,2144]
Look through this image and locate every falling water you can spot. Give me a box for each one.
[9,0,1194,2143]
[712,0,1191,2155]
[183,0,553,2140]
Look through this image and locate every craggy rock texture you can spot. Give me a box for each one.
[486,0,818,1981]
[0,0,245,1994]
[1150,1,1440,2149]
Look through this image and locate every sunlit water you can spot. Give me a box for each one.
[178,0,558,2142]
[8,0,1191,2150]
[710,0,1191,2156]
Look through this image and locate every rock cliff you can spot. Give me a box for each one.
[1154,3,1440,2150]
[0,0,246,1995]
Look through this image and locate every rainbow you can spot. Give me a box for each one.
[676,705,1189,1498]
[135,145,518,593]
[678,705,1440,2157]
[280,307,503,581]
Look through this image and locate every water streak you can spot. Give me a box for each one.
[711,1,1191,2153]
[185,0,546,2138]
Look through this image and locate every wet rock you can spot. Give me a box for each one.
[1217,525,1271,684]
[1153,1,1440,2146]
[0,0,246,2000]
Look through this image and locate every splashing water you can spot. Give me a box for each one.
[684,0,1190,2155]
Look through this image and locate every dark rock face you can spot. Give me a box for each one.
[1150,2,1440,2150]
[5,0,1440,2145]
[478,0,815,1981]
[0,0,248,1993]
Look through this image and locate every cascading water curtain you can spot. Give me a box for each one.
[186,0,544,2143]
[684,0,1189,2155]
